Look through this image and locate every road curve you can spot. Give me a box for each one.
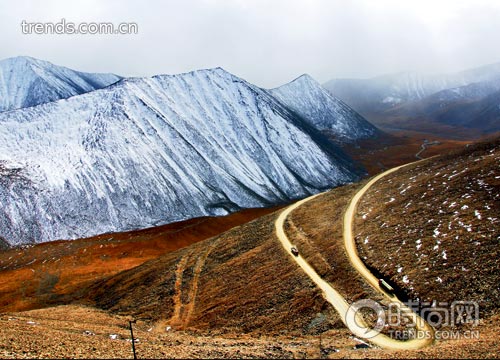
[275,161,434,350]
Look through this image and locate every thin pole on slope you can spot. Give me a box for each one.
[129,320,137,360]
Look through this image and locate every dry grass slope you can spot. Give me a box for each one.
[0,207,278,312]
[355,139,499,316]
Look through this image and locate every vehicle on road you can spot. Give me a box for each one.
[379,278,394,294]
[291,246,299,257]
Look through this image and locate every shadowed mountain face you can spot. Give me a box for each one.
[0,67,362,245]
[0,56,121,112]
[324,63,500,138]
[402,87,500,133]
[0,237,9,250]
[270,74,379,142]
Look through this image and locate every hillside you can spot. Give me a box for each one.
[81,181,382,334]
[270,74,379,142]
[355,139,499,315]
[0,56,121,112]
[0,67,360,246]
[0,206,278,313]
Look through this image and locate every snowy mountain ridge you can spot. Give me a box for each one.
[0,56,121,112]
[270,74,378,141]
[0,67,362,245]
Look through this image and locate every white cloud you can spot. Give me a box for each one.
[1,0,499,87]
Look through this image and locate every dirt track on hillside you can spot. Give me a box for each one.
[275,161,434,350]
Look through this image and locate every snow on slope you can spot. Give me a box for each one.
[0,67,360,245]
[423,78,500,104]
[270,74,378,141]
[324,62,500,112]
[0,56,121,112]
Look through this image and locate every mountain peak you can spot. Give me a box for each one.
[0,56,121,112]
[150,67,239,83]
[0,56,54,69]
[2,55,37,63]
[287,73,321,87]
[270,74,378,141]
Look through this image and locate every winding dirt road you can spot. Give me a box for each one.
[275,162,435,349]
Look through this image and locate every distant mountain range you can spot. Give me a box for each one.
[0,57,372,245]
[324,62,500,138]
[0,56,121,112]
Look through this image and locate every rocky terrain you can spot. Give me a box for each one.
[1,305,499,359]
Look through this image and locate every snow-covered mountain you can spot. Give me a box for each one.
[385,77,500,118]
[269,74,378,142]
[324,62,500,115]
[0,56,121,112]
[428,78,500,104]
[0,67,361,245]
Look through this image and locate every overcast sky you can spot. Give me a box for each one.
[1,0,500,87]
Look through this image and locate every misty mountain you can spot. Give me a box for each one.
[0,56,121,112]
[0,67,361,245]
[324,62,500,138]
[270,74,379,142]
[324,62,500,114]
[428,88,500,133]
[382,79,500,134]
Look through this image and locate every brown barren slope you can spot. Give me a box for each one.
[0,206,279,312]
[341,130,469,176]
[354,139,499,316]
